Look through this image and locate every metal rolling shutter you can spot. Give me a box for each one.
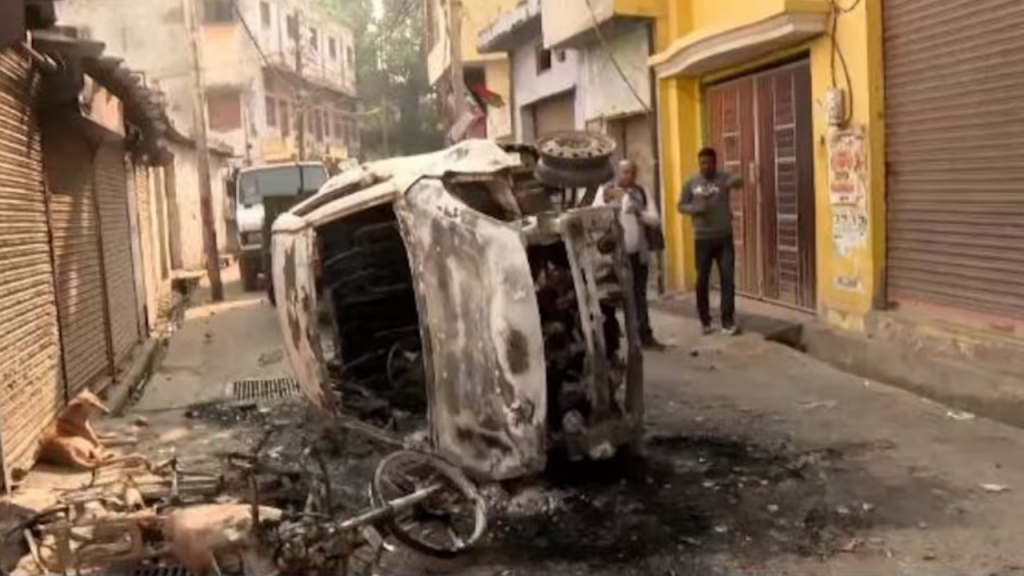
[45,125,112,394]
[0,49,64,485]
[95,144,141,366]
[532,91,576,137]
[884,0,1024,317]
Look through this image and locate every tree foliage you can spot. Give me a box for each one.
[318,0,443,159]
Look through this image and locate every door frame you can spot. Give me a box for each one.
[700,57,817,312]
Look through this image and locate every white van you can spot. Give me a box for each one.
[235,161,328,290]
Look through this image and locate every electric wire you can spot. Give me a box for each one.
[582,0,651,114]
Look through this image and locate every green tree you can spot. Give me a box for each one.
[319,0,443,159]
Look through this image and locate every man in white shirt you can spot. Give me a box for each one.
[595,159,664,350]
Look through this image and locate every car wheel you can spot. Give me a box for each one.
[535,131,616,170]
[534,157,615,189]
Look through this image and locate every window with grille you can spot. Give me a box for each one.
[260,1,270,27]
[202,0,234,23]
[265,96,277,127]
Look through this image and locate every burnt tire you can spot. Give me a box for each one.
[535,131,616,170]
[534,157,614,189]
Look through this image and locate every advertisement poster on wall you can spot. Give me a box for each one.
[828,129,868,258]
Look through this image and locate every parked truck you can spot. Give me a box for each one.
[234,162,329,292]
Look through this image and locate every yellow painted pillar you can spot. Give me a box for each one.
[807,1,886,331]
[658,75,701,293]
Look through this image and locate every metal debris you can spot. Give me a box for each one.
[981,483,1010,494]
[1,427,490,576]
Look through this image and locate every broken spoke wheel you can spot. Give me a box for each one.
[370,450,487,558]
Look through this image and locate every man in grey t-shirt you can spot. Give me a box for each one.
[677,147,744,335]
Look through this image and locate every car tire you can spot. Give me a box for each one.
[534,157,614,189]
[535,131,616,170]
[240,257,259,292]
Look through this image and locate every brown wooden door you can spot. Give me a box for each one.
[706,77,758,296]
[706,60,816,310]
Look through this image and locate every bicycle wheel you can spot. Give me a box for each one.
[370,450,487,558]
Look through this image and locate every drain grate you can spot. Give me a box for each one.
[133,566,192,576]
[230,377,302,402]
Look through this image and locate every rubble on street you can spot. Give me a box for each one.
[0,399,489,576]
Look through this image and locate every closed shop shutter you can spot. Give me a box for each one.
[531,91,576,137]
[45,123,112,394]
[0,49,64,486]
[884,0,1024,317]
[95,144,141,365]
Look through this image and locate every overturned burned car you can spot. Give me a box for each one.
[270,134,644,482]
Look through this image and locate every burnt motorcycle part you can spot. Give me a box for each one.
[369,450,487,558]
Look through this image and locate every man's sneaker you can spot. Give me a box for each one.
[721,324,740,336]
[701,324,715,336]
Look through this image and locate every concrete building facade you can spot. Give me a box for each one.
[58,0,360,165]
[424,0,519,140]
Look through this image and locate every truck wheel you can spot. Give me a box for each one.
[240,258,259,292]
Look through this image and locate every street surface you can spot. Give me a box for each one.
[126,267,1024,576]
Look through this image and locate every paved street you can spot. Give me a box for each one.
[115,273,1024,576]
[132,267,290,412]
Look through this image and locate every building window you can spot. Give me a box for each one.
[260,1,271,27]
[206,90,242,132]
[286,14,298,40]
[309,27,319,51]
[555,49,567,63]
[333,114,344,140]
[536,45,552,73]
[329,37,337,60]
[347,45,354,66]
[280,100,291,137]
[314,109,324,141]
[202,0,234,23]
[265,96,277,127]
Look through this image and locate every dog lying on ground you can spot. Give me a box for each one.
[36,389,147,471]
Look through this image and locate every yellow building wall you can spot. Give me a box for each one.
[654,0,885,332]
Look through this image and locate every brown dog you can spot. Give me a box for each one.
[37,389,112,470]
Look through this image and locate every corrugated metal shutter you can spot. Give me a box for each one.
[884,0,1024,317]
[95,144,141,365]
[0,49,65,487]
[532,91,576,137]
[45,123,112,394]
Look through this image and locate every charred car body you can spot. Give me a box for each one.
[271,134,644,482]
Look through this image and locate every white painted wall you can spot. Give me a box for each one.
[57,0,196,132]
[579,21,651,122]
[510,34,582,139]
[169,144,231,270]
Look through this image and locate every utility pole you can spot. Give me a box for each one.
[183,0,224,302]
[294,11,306,161]
[380,98,390,156]
[449,0,468,124]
